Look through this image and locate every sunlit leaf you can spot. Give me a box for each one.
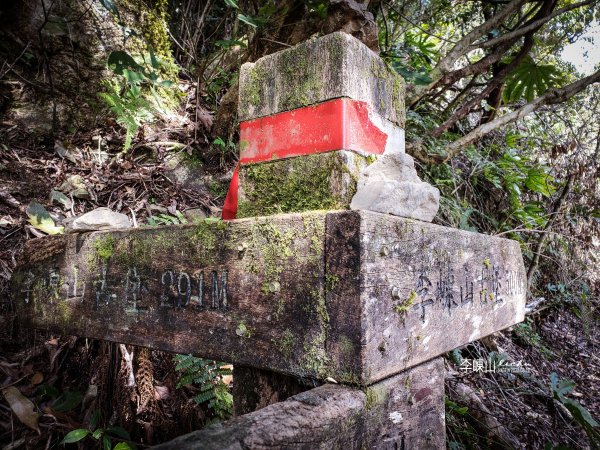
[50,189,73,210]
[107,51,144,76]
[26,201,64,235]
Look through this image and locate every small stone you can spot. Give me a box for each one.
[350,153,440,222]
[184,208,207,222]
[65,207,131,232]
[164,152,205,191]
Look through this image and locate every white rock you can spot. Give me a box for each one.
[350,153,440,222]
[65,207,131,232]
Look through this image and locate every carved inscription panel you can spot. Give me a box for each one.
[19,265,230,315]
[12,213,330,380]
[358,212,527,381]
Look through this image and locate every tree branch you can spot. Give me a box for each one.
[439,70,600,161]
[431,34,535,137]
[526,174,573,287]
[407,0,528,106]
[472,0,593,51]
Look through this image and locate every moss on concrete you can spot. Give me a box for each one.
[246,64,267,107]
[276,328,295,358]
[339,334,355,356]
[237,153,356,218]
[394,289,416,324]
[93,235,116,263]
[279,44,323,110]
[364,385,387,411]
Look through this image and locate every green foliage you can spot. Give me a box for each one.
[445,397,469,416]
[98,49,176,151]
[385,31,438,85]
[52,389,84,412]
[480,149,555,227]
[60,429,89,445]
[173,355,233,421]
[146,211,187,226]
[59,424,133,449]
[550,373,600,448]
[513,319,555,358]
[504,57,566,103]
[223,0,268,29]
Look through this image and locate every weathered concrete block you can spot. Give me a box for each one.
[225,32,410,221]
[151,358,446,450]
[12,213,331,381]
[351,153,440,221]
[11,211,525,384]
[238,31,405,127]
[326,211,526,382]
[237,151,369,218]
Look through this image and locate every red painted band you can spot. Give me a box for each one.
[222,165,238,221]
[239,98,388,164]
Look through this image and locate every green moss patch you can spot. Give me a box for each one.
[237,153,358,218]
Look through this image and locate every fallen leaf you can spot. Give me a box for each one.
[30,372,44,385]
[49,190,73,210]
[26,201,64,235]
[2,386,40,433]
[54,141,79,164]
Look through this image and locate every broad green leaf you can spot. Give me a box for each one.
[52,390,83,412]
[148,47,159,69]
[564,398,599,427]
[224,0,238,8]
[122,68,145,85]
[59,429,89,445]
[107,51,144,76]
[26,201,64,235]
[504,57,565,103]
[50,189,73,210]
[93,428,104,439]
[556,379,576,396]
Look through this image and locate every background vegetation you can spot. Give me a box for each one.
[0,0,599,448]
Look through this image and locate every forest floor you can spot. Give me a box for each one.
[0,85,599,449]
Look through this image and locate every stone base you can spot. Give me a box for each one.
[237,150,369,218]
[151,358,446,450]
